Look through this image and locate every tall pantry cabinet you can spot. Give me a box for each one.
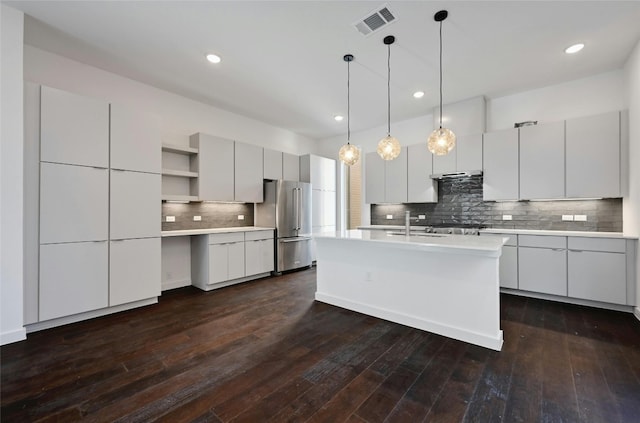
[25,84,161,326]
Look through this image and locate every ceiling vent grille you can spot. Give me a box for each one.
[353,4,397,37]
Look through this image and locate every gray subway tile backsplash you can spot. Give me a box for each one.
[162,202,254,231]
[370,175,622,232]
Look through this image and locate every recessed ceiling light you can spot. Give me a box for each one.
[413,91,425,99]
[334,115,344,122]
[206,53,221,63]
[564,43,584,54]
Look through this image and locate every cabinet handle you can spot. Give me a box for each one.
[569,249,583,252]
[552,248,565,252]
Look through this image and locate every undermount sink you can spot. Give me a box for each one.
[386,231,448,237]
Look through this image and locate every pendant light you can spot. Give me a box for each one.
[427,10,456,156]
[377,35,401,161]
[338,54,360,166]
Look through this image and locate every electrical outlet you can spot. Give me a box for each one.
[193,215,202,221]
[386,214,393,220]
[238,215,245,220]
[562,215,574,221]
[418,215,426,220]
[165,216,175,222]
[574,214,587,221]
[502,214,512,221]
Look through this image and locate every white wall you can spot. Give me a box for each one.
[623,39,640,316]
[1,5,27,345]
[24,46,317,155]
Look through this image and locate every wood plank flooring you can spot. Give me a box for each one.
[2,268,640,422]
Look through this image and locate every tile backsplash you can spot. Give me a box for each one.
[371,175,622,232]
[162,202,254,231]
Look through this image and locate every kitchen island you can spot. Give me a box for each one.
[314,230,506,351]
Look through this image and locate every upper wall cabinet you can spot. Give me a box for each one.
[519,121,565,200]
[300,154,336,192]
[282,152,300,181]
[483,128,519,201]
[407,143,437,203]
[365,148,408,204]
[190,133,234,201]
[566,111,621,198]
[365,152,385,204]
[235,142,264,203]
[263,148,283,180]
[111,104,161,174]
[432,133,483,175]
[40,86,109,168]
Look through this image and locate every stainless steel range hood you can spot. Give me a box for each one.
[430,170,482,179]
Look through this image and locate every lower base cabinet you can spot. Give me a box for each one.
[245,231,275,276]
[209,240,245,284]
[110,238,161,306]
[500,245,518,289]
[518,247,567,296]
[40,242,109,321]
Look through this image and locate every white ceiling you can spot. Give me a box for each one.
[7,1,640,140]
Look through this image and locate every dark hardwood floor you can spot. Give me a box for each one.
[2,267,640,422]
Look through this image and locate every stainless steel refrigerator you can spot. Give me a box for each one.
[256,180,312,273]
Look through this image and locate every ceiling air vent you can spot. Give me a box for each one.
[353,4,397,37]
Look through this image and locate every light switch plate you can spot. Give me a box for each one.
[193,215,202,221]
[574,214,587,221]
[386,214,393,220]
[238,215,245,220]
[165,216,175,222]
[562,215,574,221]
[502,214,512,221]
[418,215,426,220]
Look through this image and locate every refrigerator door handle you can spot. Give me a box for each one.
[280,237,313,243]
[296,187,302,230]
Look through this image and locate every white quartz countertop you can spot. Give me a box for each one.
[161,226,275,237]
[479,228,637,239]
[315,229,506,257]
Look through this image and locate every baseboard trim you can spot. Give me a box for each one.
[1,327,27,346]
[500,288,634,313]
[162,279,191,291]
[634,307,640,322]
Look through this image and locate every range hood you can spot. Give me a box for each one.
[430,170,483,180]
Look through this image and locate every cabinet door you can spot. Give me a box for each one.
[235,142,264,202]
[192,134,234,201]
[263,149,283,180]
[209,244,229,284]
[283,153,300,181]
[312,189,323,227]
[228,241,246,280]
[110,104,161,174]
[385,147,408,203]
[40,86,109,168]
[457,133,483,172]
[483,129,519,201]
[568,250,626,304]
[518,247,567,296]
[40,162,108,244]
[110,238,161,306]
[245,239,274,275]
[321,156,337,191]
[500,245,518,289]
[110,170,160,240]
[365,152,385,204]
[519,121,565,200]
[407,143,437,203]
[40,242,108,321]
[322,190,337,227]
[566,111,620,198]
[432,145,456,175]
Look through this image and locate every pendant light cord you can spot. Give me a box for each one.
[347,59,351,142]
[439,20,443,129]
[387,43,391,136]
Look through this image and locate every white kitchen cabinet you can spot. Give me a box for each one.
[300,154,335,191]
[567,237,627,305]
[235,142,264,202]
[322,190,337,227]
[566,111,621,198]
[407,143,437,203]
[209,239,245,284]
[384,147,408,203]
[39,242,108,321]
[40,162,108,244]
[483,128,519,201]
[518,236,567,296]
[263,148,283,180]
[519,121,565,200]
[109,238,161,306]
[432,144,456,175]
[190,133,234,201]
[191,232,247,289]
[110,170,160,240]
[245,230,275,276]
[40,85,109,168]
[311,190,336,232]
[456,133,483,173]
[283,152,300,181]
[111,104,161,174]
[365,152,385,204]
[481,233,518,289]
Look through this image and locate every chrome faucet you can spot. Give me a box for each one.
[405,210,411,235]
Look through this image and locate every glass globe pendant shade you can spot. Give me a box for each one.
[427,127,456,156]
[377,135,401,160]
[339,143,360,166]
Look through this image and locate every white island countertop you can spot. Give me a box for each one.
[162,226,275,237]
[315,229,506,257]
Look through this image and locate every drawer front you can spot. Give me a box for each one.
[245,230,274,241]
[519,235,566,249]
[568,237,626,253]
[208,232,245,245]
[481,233,517,247]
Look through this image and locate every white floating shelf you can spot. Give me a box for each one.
[162,144,198,155]
[162,169,199,178]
